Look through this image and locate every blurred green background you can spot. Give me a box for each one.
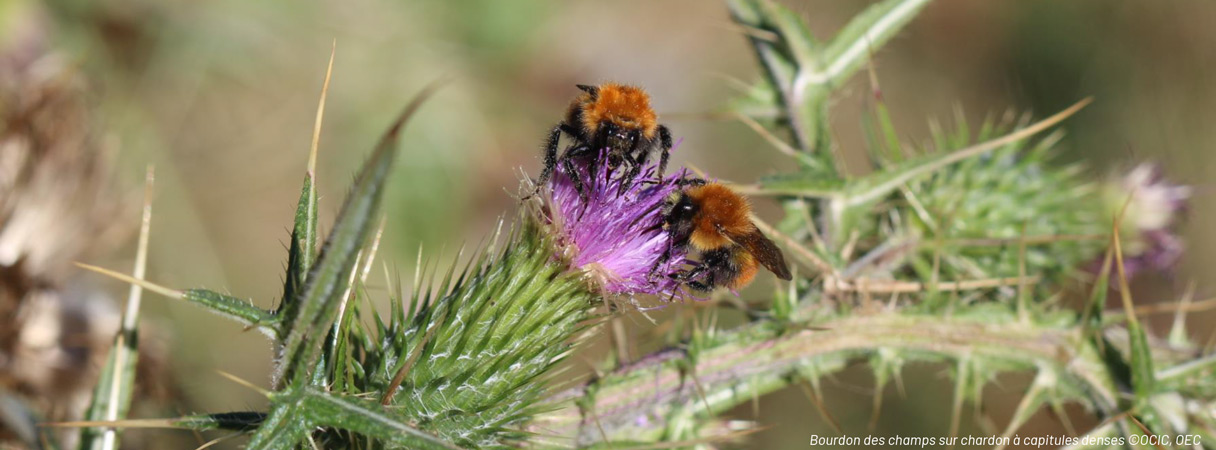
[6,0,1214,447]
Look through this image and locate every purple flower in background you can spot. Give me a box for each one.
[1119,229,1185,277]
[1102,163,1191,277]
[536,151,693,302]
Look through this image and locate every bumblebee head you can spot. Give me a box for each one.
[605,125,640,155]
[661,190,698,242]
[660,191,680,222]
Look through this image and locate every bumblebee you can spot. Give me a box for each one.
[533,83,674,200]
[656,178,791,292]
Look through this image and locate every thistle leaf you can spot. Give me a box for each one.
[79,337,136,450]
[1127,321,1156,402]
[725,0,822,155]
[994,368,1054,450]
[242,399,309,450]
[279,44,333,321]
[276,81,444,387]
[843,99,1090,209]
[1113,213,1156,403]
[865,94,904,165]
[73,263,280,338]
[1082,249,1114,329]
[1156,354,1216,397]
[178,412,267,432]
[815,0,934,91]
[44,412,266,434]
[279,174,316,321]
[81,168,153,450]
[725,0,799,105]
[728,0,933,159]
[184,289,279,336]
[754,170,846,198]
[754,0,819,67]
[302,389,460,450]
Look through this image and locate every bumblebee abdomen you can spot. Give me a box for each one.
[727,250,759,291]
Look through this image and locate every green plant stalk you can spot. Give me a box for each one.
[727,0,934,160]
[528,311,1206,446]
[81,168,154,450]
[728,0,935,248]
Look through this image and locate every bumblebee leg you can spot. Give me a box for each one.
[639,149,663,186]
[634,144,653,167]
[656,125,673,183]
[617,150,648,196]
[672,263,713,292]
[674,175,707,188]
[562,144,597,203]
[524,125,563,200]
[560,157,588,204]
[647,238,675,280]
[686,279,714,292]
[599,123,621,175]
[560,122,593,177]
[586,151,601,186]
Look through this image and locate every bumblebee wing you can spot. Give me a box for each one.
[733,228,792,280]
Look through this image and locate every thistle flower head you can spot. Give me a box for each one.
[1102,163,1190,274]
[536,151,691,301]
[1110,164,1190,231]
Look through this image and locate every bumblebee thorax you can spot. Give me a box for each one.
[579,83,659,139]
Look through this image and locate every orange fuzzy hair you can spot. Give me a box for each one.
[577,83,659,140]
[685,183,755,251]
[727,251,759,290]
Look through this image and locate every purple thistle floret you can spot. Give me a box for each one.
[1102,163,1191,278]
[1120,229,1185,277]
[537,151,692,301]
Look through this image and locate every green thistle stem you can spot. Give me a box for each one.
[530,311,1205,446]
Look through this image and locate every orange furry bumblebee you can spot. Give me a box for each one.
[532,83,673,200]
[656,178,791,292]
